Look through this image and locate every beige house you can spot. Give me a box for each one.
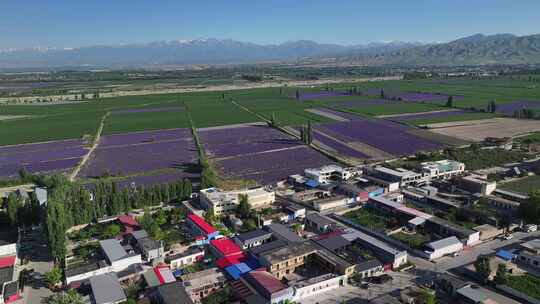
[199,187,275,215]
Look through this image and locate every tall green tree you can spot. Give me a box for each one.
[474,255,491,284]
[6,193,21,227]
[237,194,251,219]
[446,96,454,107]
[46,200,67,263]
[494,263,508,285]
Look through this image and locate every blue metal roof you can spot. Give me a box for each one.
[496,249,514,261]
[306,179,319,188]
[224,262,252,280]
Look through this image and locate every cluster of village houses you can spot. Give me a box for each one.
[1,158,539,304]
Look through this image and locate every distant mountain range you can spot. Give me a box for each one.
[323,33,540,66]
[1,33,539,69]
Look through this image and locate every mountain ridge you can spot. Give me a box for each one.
[1,33,539,68]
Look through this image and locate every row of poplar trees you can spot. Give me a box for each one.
[45,175,192,264]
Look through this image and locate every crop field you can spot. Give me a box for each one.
[313,114,443,158]
[383,110,497,125]
[229,88,334,125]
[0,139,87,179]
[0,111,105,146]
[184,94,261,128]
[79,128,198,179]
[198,124,332,184]
[103,110,191,134]
[495,100,540,116]
[499,175,540,195]
[426,118,540,142]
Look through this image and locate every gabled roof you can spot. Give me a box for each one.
[89,273,126,304]
[244,270,287,296]
[158,281,194,304]
[315,235,350,252]
[210,238,243,257]
[99,239,127,262]
[187,213,217,234]
[266,223,303,243]
[235,229,272,244]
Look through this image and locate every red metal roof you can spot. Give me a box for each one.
[187,214,217,234]
[210,238,243,257]
[216,253,246,269]
[246,270,286,294]
[118,215,140,228]
[0,256,16,268]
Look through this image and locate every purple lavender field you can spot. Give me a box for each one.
[299,91,348,101]
[99,128,192,147]
[199,125,300,158]
[316,120,442,156]
[217,146,332,183]
[312,131,369,159]
[112,106,184,114]
[80,128,198,178]
[0,139,87,178]
[336,99,408,108]
[495,100,540,116]
[200,124,332,184]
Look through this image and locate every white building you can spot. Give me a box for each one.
[291,273,346,302]
[167,249,204,270]
[371,166,426,186]
[200,187,275,216]
[424,236,463,260]
[304,165,359,184]
[99,239,142,272]
[420,160,465,180]
[455,174,496,196]
[312,196,348,212]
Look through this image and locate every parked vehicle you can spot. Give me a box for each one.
[524,224,537,233]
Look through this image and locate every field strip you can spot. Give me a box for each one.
[313,129,392,159]
[0,76,402,105]
[213,145,305,161]
[423,118,499,129]
[70,111,110,181]
[376,109,458,118]
[97,137,192,149]
[196,122,267,132]
[306,108,349,122]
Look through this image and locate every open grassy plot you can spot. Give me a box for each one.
[499,175,540,195]
[344,207,393,231]
[0,111,104,146]
[507,274,540,300]
[103,110,191,134]
[229,88,335,125]
[185,94,261,128]
[391,232,430,249]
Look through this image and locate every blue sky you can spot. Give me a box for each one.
[2,0,539,49]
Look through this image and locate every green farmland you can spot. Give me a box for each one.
[2,76,540,146]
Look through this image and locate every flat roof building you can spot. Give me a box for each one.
[420,160,465,180]
[200,187,275,216]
